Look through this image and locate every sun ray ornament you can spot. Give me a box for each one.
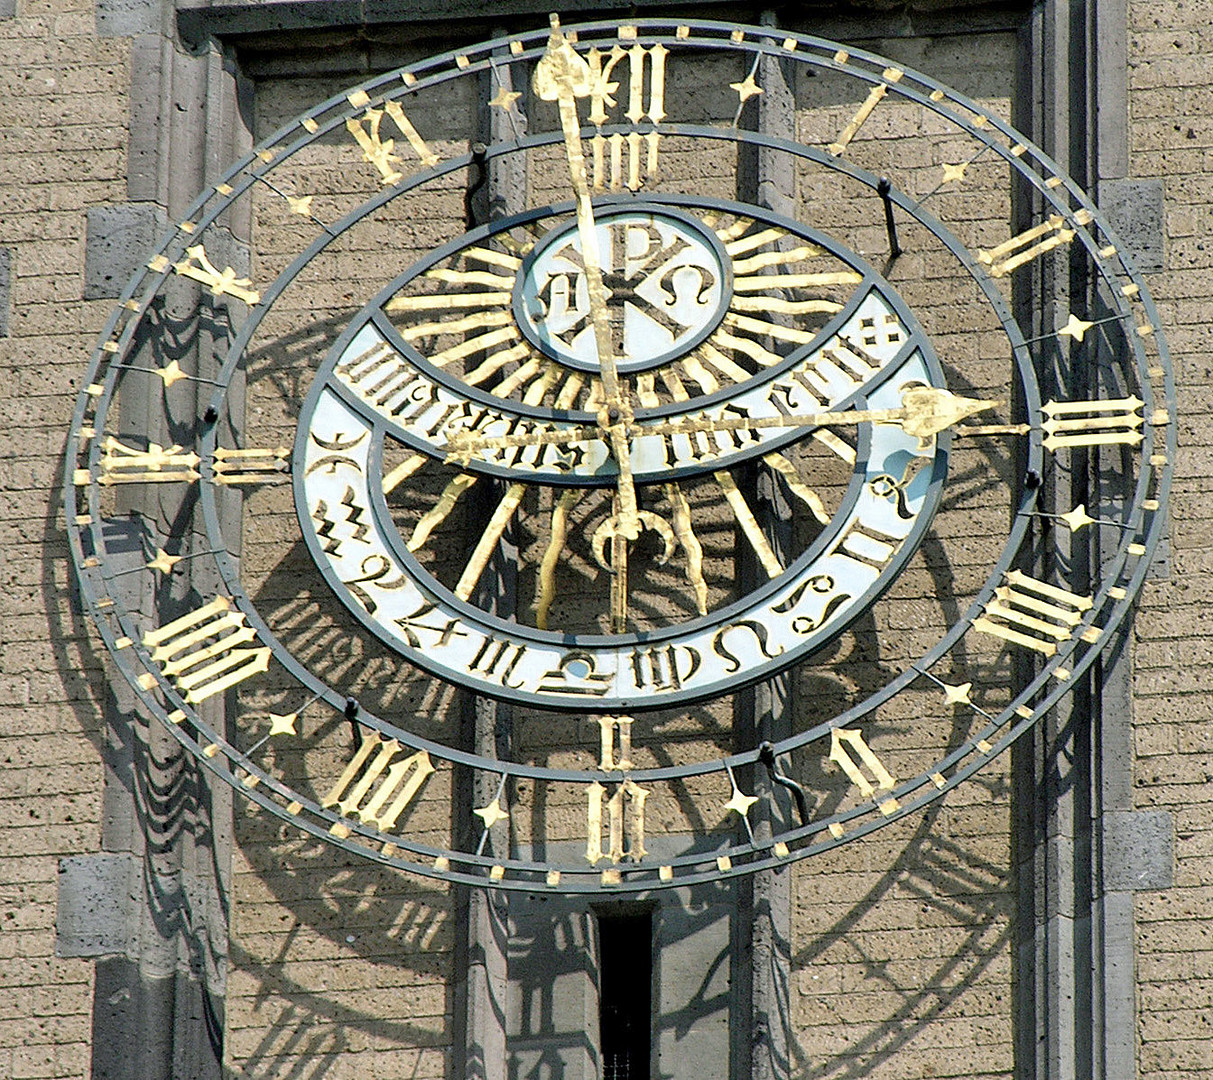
[66,17,1173,893]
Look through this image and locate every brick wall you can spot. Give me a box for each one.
[0,2,130,1078]
[1,3,1209,1079]
[1128,3,1213,1076]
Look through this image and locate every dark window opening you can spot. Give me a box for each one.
[598,910,652,1080]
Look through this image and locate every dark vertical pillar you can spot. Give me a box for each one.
[452,45,527,1080]
[734,15,795,1080]
[68,4,252,1078]
[1012,4,1165,1078]
[1012,7,1091,1079]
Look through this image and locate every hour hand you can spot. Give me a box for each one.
[644,388,1003,444]
[442,390,1002,465]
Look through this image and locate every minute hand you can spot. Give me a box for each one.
[532,26,641,539]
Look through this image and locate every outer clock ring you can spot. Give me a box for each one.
[64,18,1175,892]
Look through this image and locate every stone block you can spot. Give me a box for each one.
[94,0,158,37]
[1099,177,1166,273]
[83,203,163,300]
[55,852,133,958]
[1104,810,1174,891]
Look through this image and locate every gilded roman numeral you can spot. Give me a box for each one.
[974,570,1093,656]
[140,595,271,704]
[1041,396,1145,451]
[585,778,648,864]
[211,446,289,485]
[149,245,260,305]
[345,93,439,185]
[827,68,903,156]
[323,729,434,836]
[829,727,899,816]
[75,437,200,486]
[977,210,1092,277]
[596,715,634,771]
[587,37,667,191]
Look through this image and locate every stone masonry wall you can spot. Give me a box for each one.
[1127,3,1213,1076]
[0,1,1211,1078]
[0,1,130,1078]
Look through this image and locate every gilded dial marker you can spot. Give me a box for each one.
[141,596,271,705]
[830,728,899,815]
[488,85,521,110]
[827,71,903,157]
[323,729,434,834]
[78,438,200,486]
[1041,396,1145,451]
[664,482,708,614]
[346,99,439,185]
[211,446,290,486]
[730,72,762,104]
[974,570,1093,657]
[978,211,1092,277]
[585,778,648,864]
[454,483,527,602]
[161,244,260,305]
[536,489,580,629]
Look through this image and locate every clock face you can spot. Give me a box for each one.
[67,18,1174,893]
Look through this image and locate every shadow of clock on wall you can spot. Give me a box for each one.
[41,291,1021,1080]
[220,518,1014,1080]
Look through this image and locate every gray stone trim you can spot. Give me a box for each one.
[1098,178,1165,275]
[1103,811,1174,891]
[56,853,139,959]
[84,204,166,300]
[179,0,1026,63]
[0,0,14,18]
[96,0,160,37]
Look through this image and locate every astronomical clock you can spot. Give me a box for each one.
[67,17,1173,899]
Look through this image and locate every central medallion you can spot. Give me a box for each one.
[514,205,731,373]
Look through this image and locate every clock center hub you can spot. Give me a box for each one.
[514,206,731,374]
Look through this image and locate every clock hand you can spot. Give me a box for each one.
[533,21,642,547]
[646,387,1004,442]
[444,388,1004,459]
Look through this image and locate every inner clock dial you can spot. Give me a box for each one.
[514,206,730,373]
[378,197,864,414]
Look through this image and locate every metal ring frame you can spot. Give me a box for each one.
[64,19,1175,892]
